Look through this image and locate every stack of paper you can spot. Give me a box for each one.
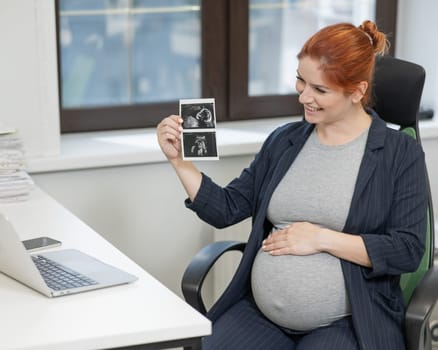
[0,127,34,202]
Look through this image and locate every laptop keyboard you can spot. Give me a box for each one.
[32,255,98,291]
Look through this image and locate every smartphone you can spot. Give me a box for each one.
[22,236,62,252]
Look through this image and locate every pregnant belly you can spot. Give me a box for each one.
[251,249,351,331]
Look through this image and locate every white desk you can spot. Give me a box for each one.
[0,188,211,350]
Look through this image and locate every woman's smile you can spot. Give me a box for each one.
[304,105,322,112]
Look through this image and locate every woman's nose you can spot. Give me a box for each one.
[298,87,313,104]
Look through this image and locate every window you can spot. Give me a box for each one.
[57,0,397,132]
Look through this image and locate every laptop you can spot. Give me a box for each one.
[0,213,138,297]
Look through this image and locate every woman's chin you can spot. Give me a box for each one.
[304,112,320,124]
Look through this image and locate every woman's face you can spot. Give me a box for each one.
[296,56,358,126]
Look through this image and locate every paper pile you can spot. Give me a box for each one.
[0,128,34,202]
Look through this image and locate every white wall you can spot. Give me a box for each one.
[396,0,438,113]
[1,0,438,304]
[0,0,60,157]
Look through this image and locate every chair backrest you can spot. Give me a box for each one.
[372,55,435,304]
[373,55,425,129]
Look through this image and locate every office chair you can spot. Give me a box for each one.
[181,56,438,350]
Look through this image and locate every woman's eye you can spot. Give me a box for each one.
[315,87,327,94]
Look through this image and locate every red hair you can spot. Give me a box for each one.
[297,20,388,106]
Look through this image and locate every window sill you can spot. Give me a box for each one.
[27,117,296,174]
[27,117,438,174]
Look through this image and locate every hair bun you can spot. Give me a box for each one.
[359,20,389,55]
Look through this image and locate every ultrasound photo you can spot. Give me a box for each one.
[180,100,216,129]
[182,132,218,159]
[180,98,219,160]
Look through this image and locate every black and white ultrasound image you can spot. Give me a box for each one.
[182,132,218,158]
[181,103,215,129]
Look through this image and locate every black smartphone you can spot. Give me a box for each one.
[22,236,62,252]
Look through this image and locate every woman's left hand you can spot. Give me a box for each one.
[262,222,322,256]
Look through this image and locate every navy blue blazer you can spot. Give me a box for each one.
[186,111,428,350]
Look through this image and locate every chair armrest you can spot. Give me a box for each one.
[181,240,246,315]
[405,265,438,350]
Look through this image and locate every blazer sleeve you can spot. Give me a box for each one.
[361,139,428,278]
[184,125,282,229]
[183,171,254,228]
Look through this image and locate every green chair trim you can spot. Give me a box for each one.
[399,126,432,304]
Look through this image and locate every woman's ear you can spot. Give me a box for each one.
[352,81,368,103]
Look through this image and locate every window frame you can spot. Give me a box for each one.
[56,0,397,133]
[228,0,398,121]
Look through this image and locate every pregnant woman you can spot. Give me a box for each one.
[156,20,427,350]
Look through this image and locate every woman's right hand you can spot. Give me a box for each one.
[157,114,202,201]
[156,115,184,162]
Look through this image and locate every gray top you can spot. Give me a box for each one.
[251,127,369,331]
